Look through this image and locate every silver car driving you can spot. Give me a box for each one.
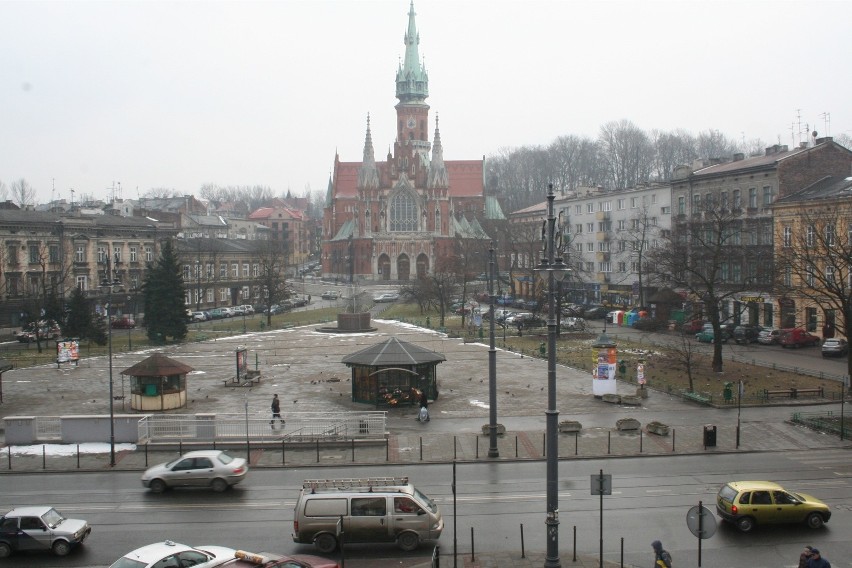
[0,506,91,557]
[141,450,249,493]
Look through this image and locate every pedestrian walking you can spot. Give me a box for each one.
[270,394,284,427]
[806,548,831,568]
[418,390,430,422]
[799,546,813,568]
[651,540,672,568]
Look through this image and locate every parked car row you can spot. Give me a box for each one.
[15,322,62,343]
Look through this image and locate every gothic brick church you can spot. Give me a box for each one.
[321,1,501,281]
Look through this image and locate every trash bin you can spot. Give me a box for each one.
[703,424,717,447]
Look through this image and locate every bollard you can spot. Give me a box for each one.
[621,536,624,567]
[282,441,286,465]
[672,428,676,452]
[640,430,643,453]
[575,432,579,455]
[454,436,457,460]
[316,440,320,463]
[607,431,611,454]
[573,525,577,562]
[42,445,46,470]
[515,436,518,458]
[420,437,423,461]
[7,447,11,470]
[470,527,475,562]
[542,433,546,456]
[520,523,525,558]
[145,443,148,467]
[351,439,355,462]
[77,444,80,469]
[386,438,389,461]
[476,436,479,459]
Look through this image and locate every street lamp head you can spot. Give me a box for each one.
[552,257,570,282]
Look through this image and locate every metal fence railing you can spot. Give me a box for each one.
[35,417,61,440]
[137,412,387,444]
[791,410,852,439]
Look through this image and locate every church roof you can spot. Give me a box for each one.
[333,159,483,199]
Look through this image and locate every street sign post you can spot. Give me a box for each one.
[686,501,716,567]
[591,470,612,567]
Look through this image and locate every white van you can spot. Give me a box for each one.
[292,477,443,553]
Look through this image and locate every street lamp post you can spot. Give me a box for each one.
[487,242,499,458]
[100,255,122,467]
[534,183,570,568]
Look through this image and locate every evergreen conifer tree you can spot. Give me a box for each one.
[143,240,188,343]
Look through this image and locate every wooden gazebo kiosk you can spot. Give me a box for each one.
[342,337,445,407]
[121,353,193,411]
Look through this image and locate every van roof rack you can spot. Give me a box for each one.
[303,477,410,491]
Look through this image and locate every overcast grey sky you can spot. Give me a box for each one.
[2,0,849,205]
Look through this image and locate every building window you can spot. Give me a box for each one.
[252,263,259,277]
[184,265,191,279]
[207,289,214,303]
[76,275,87,291]
[220,287,229,301]
[631,197,639,208]
[762,186,773,207]
[113,246,122,263]
[97,246,106,263]
[617,261,626,272]
[231,263,238,278]
[598,242,610,252]
[28,245,39,264]
[783,226,792,247]
[602,201,612,211]
[129,246,138,262]
[575,204,581,214]
[748,188,757,208]
[826,264,835,284]
[651,194,657,204]
[575,243,583,253]
[586,203,594,213]
[585,262,594,271]
[575,224,583,234]
[806,225,815,248]
[617,220,625,230]
[206,263,213,278]
[586,223,594,233]
[389,191,418,232]
[49,245,59,264]
[7,244,18,265]
[733,190,741,209]
[600,262,611,272]
[806,264,815,286]
[586,243,594,252]
[720,191,728,209]
[826,224,836,247]
[677,196,685,215]
[242,286,250,299]
[242,263,250,277]
[618,240,627,252]
[220,263,227,278]
[145,246,153,262]
[617,199,625,210]
[692,194,701,212]
[75,245,86,263]
[784,265,792,287]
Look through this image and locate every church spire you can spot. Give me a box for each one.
[395,1,428,104]
[428,114,448,189]
[358,114,380,190]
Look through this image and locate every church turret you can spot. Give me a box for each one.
[427,115,449,189]
[357,114,380,190]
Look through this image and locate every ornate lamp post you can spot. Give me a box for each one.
[487,242,499,458]
[534,183,570,568]
[100,254,122,467]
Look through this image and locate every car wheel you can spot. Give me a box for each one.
[52,540,71,556]
[805,512,825,529]
[0,542,12,558]
[314,533,337,554]
[398,531,420,552]
[149,479,167,494]
[211,478,229,493]
[735,516,755,532]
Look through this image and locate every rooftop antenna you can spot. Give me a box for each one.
[51,178,55,204]
[795,109,803,146]
[70,188,75,208]
[820,112,831,136]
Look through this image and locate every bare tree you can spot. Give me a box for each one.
[142,187,181,199]
[667,331,703,393]
[0,179,8,202]
[650,129,697,181]
[598,119,655,189]
[10,178,36,208]
[618,204,664,308]
[696,129,739,161]
[253,239,289,326]
[648,201,770,374]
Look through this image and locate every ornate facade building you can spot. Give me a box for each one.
[322,2,498,281]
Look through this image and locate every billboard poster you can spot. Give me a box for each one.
[236,348,248,380]
[57,340,79,364]
[592,346,618,396]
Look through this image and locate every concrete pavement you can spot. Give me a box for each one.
[1,318,850,567]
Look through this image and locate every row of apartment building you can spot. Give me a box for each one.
[0,198,315,327]
[507,138,852,336]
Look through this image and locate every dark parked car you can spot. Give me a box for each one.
[111,317,136,329]
[733,325,762,344]
[583,307,608,319]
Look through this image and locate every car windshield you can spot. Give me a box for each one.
[109,558,148,568]
[413,488,438,513]
[42,508,64,527]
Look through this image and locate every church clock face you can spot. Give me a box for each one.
[406,116,416,129]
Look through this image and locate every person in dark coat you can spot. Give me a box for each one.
[651,540,672,568]
[270,393,283,427]
[806,548,831,568]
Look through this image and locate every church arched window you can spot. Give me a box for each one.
[390,192,418,232]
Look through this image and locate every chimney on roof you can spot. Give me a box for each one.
[709,157,723,165]
[692,158,708,170]
[815,137,833,145]
[733,153,744,162]
[765,144,783,156]
[799,142,808,149]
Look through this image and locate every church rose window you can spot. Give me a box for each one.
[390,192,418,231]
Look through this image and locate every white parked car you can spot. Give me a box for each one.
[239,304,255,315]
[373,292,400,303]
[109,541,237,568]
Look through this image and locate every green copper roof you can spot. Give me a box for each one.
[395,1,428,103]
[485,195,506,220]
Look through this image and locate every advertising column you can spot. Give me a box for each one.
[592,333,618,397]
